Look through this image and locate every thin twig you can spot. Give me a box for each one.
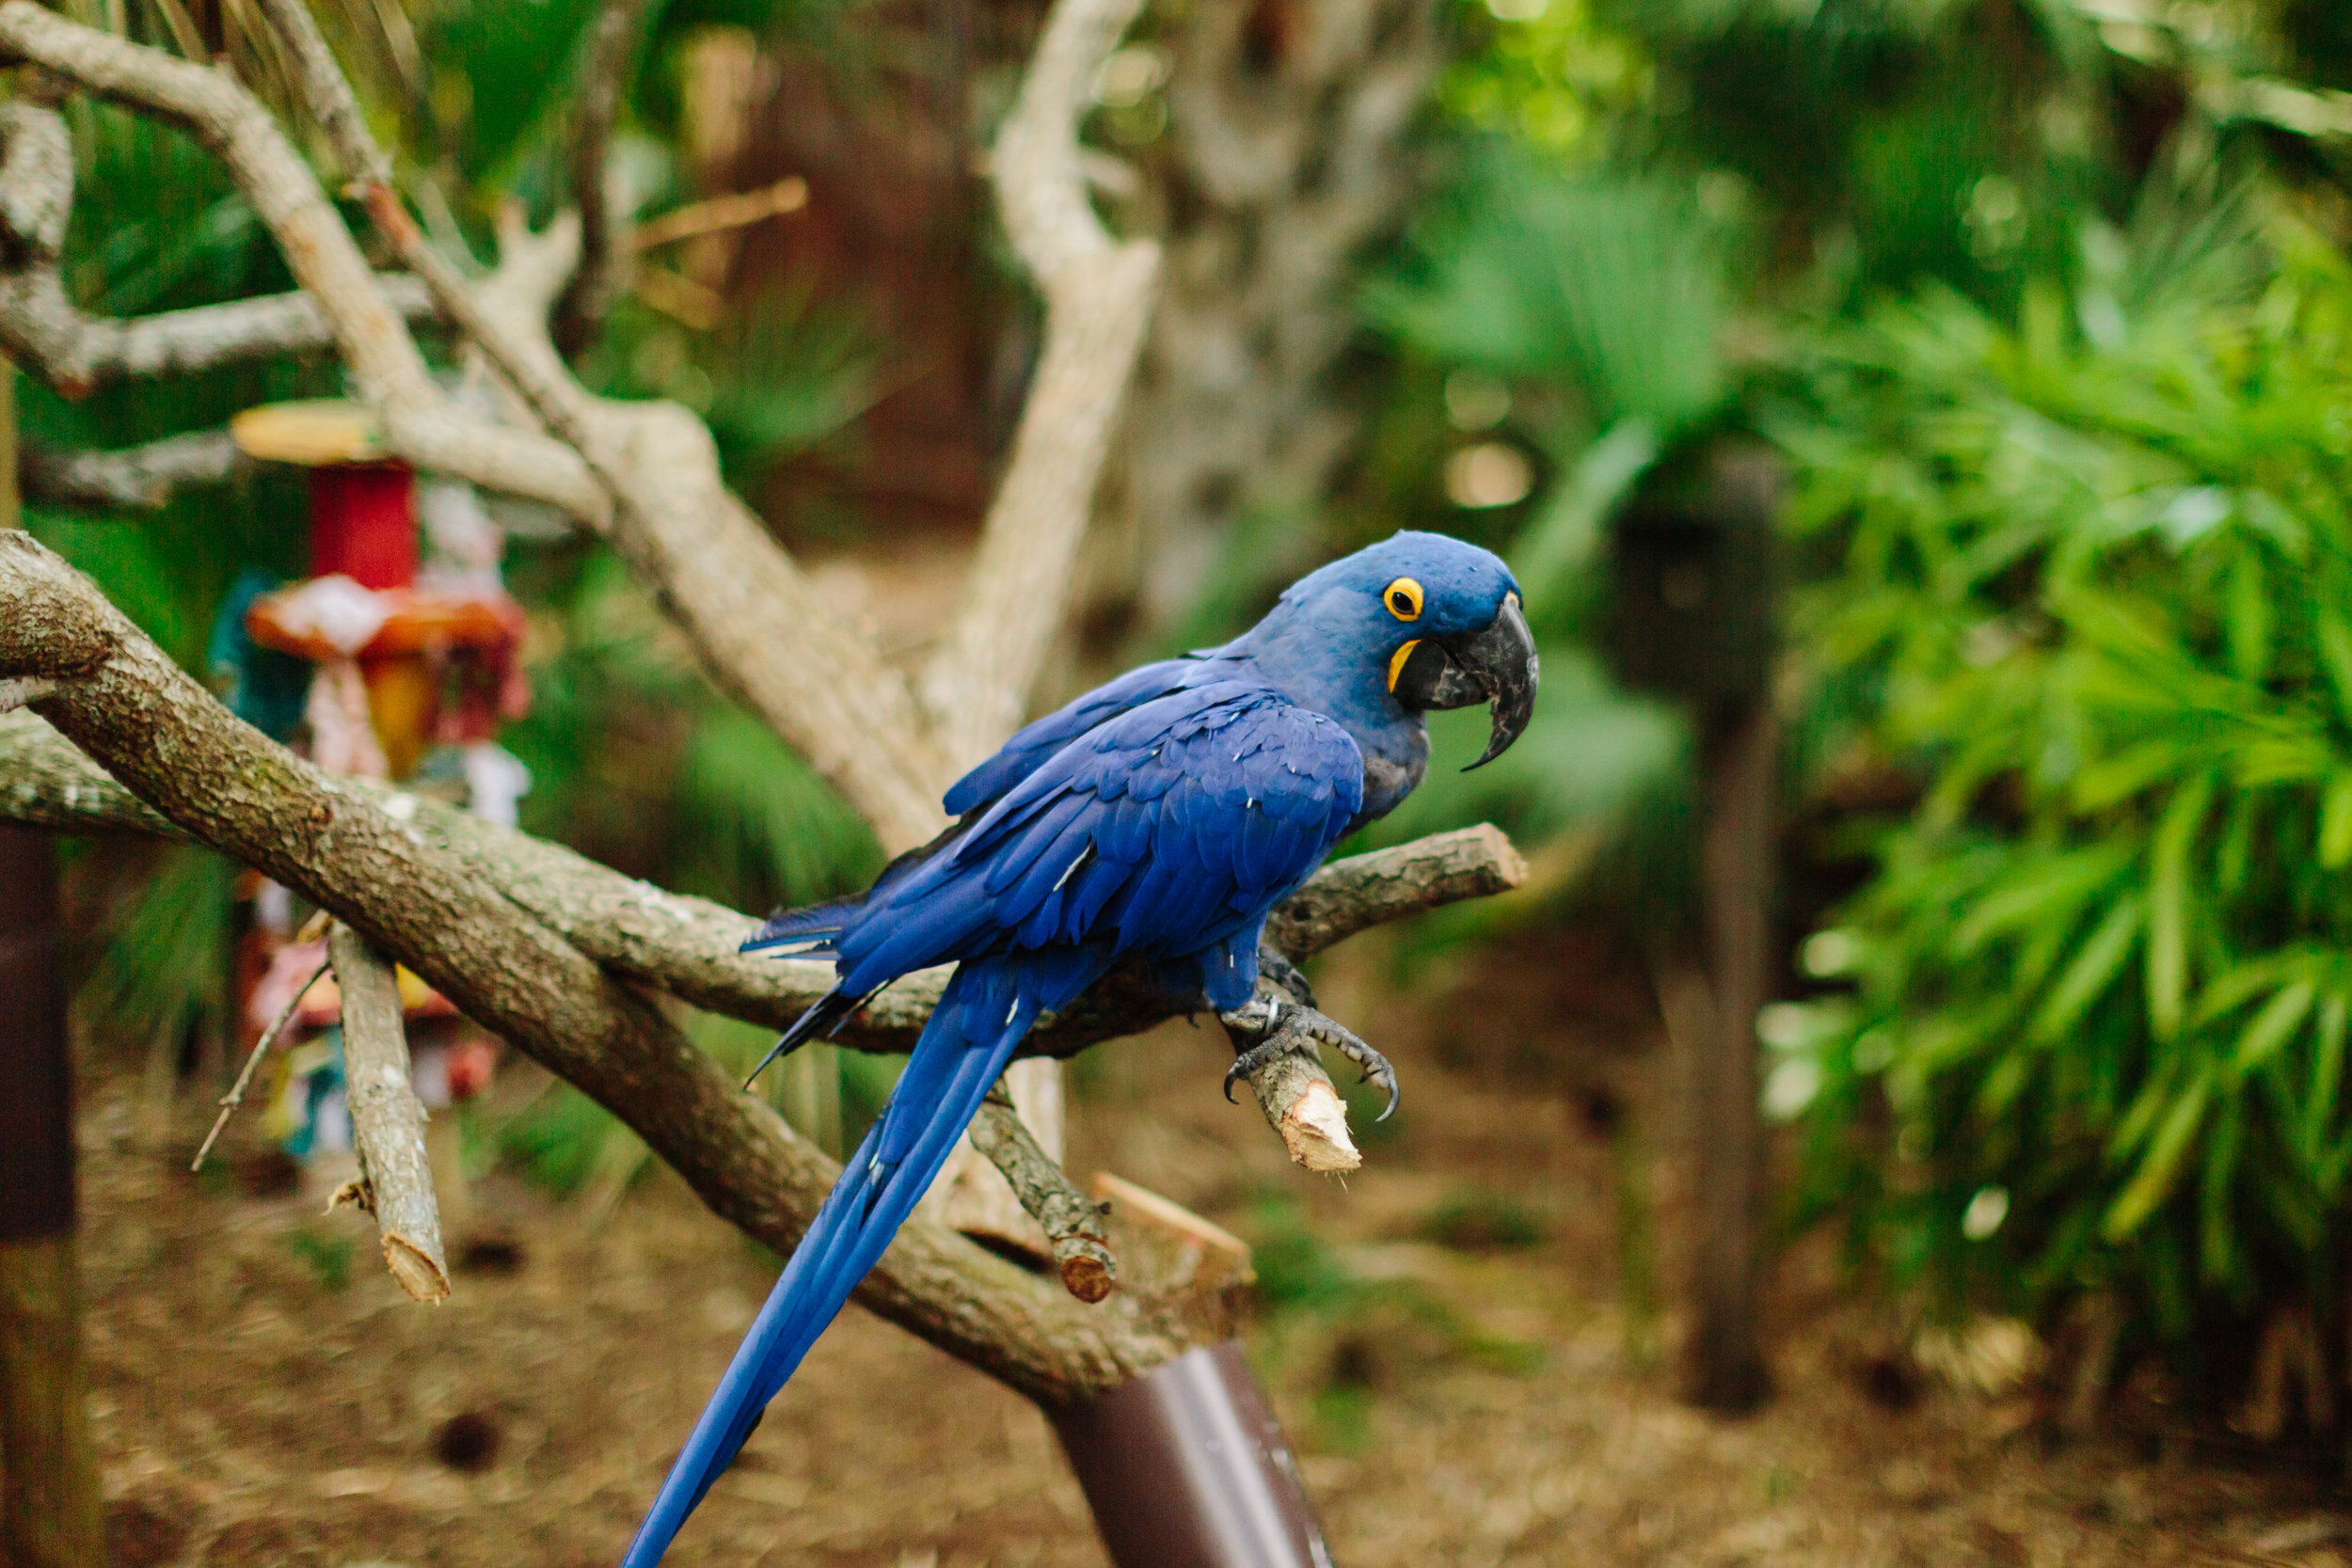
[556,0,660,353]
[629,177,808,250]
[191,958,326,1172]
[21,428,244,510]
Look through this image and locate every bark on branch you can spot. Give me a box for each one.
[969,1090,1115,1303]
[20,430,245,511]
[326,921,450,1304]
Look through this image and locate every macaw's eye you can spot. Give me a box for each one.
[1384,578,1423,621]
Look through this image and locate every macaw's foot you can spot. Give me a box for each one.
[1217,997,1400,1121]
[1256,943,1318,1009]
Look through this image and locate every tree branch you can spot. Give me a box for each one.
[916,0,1162,772]
[326,920,449,1304]
[0,6,607,522]
[555,0,661,354]
[20,430,245,511]
[0,677,59,715]
[0,706,1527,1057]
[246,0,951,850]
[0,529,1192,1404]
[0,95,437,396]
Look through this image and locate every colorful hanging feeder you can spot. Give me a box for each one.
[230,400,530,779]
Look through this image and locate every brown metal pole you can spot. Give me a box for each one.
[1051,1341,1335,1568]
[1686,695,1774,1413]
[0,353,108,1566]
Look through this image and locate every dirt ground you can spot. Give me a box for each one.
[69,926,2352,1568]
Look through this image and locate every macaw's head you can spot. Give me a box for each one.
[1244,531,1539,769]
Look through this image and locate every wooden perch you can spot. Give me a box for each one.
[18,0,1162,1258]
[0,710,1526,1061]
[326,922,449,1304]
[0,698,1519,1181]
[0,532,1195,1405]
[1244,1020,1362,1175]
[967,1088,1115,1303]
[0,0,1535,1412]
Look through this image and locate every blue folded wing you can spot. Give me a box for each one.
[834,684,1364,996]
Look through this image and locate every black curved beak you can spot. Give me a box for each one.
[1389,591,1540,770]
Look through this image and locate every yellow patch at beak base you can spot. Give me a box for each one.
[1388,640,1421,692]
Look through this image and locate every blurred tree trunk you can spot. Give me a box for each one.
[1111,0,1445,632]
[0,358,107,1568]
[1688,696,1773,1413]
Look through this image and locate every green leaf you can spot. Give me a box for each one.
[2225,549,2271,683]
[2229,980,2315,1079]
[2307,993,2348,1164]
[1952,844,2135,956]
[2027,896,2143,1043]
[2316,612,2352,726]
[2322,773,2352,868]
[2145,773,2216,1041]
[2105,1069,2213,1242]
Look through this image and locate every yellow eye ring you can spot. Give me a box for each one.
[1383,577,1423,621]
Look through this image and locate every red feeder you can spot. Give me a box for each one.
[230,400,418,590]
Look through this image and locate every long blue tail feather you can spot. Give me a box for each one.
[617,956,1089,1567]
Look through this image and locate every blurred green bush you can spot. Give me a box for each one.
[1772,197,2352,1385]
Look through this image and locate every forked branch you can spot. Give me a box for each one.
[0,535,1530,1395]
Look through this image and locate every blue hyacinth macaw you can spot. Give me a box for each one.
[619,531,1537,1566]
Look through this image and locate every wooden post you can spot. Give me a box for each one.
[1604,441,1782,1415]
[0,355,109,1567]
[1688,697,1773,1412]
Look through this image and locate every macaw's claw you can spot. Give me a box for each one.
[1222,1034,1299,1103]
[1257,943,1318,1009]
[1216,997,1401,1121]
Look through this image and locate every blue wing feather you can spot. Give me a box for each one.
[941,657,1199,816]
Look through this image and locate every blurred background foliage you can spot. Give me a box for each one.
[30,0,2352,1424]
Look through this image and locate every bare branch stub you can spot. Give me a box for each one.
[968,1091,1116,1303]
[327,921,451,1304]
